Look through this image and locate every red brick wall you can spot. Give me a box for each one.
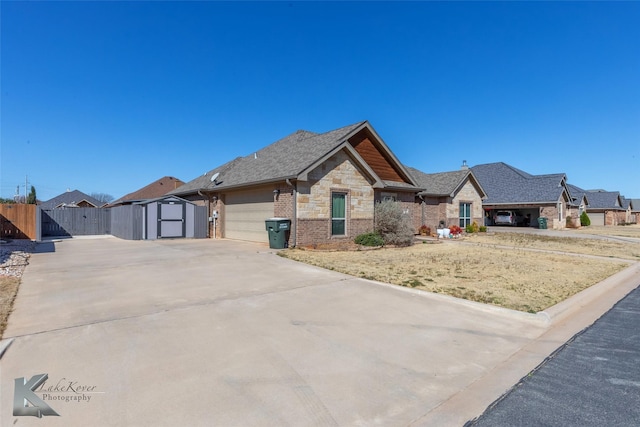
[273,184,294,219]
[296,218,373,247]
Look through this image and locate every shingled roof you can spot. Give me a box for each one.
[583,189,624,210]
[567,184,627,211]
[40,189,104,209]
[110,176,185,206]
[566,183,590,207]
[170,121,419,195]
[471,162,568,205]
[406,167,486,198]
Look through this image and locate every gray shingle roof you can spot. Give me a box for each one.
[566,183,589,207]
[170,121,420,195]
[406,167,473,196]
[583,190,624,210]
[471,162,567,204]
[40,190,104,209]
[630,199,640,211]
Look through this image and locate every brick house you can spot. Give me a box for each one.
[109,176,185,206]
[406,164,486,232]
[471,162,572,229]
[169,121,421,247]
[566,184,589,227]
[630,199,640,224]
[620,197,635,224]
[570,188,627,226]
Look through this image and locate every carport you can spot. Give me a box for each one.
[484,206,540,227]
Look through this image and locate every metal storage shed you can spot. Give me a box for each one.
[111,196,207,240]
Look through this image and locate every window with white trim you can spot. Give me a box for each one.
[459,202,472,227]
[558,202,563,221]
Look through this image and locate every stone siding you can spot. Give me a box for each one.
[297,151,374,220]
[295,151,375,245]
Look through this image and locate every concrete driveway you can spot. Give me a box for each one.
[1,236,638,426]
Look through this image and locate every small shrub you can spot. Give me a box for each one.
[374,200,414,246]
[354,232,384,247]
[580,211,591,226]
[465,222,479,234]
[479,225,487,232]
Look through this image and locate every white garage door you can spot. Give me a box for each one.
[589,212,605,226]
[225,189,274,243]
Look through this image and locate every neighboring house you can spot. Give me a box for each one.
[566,183,590,225]
[406,163,486,232]
[620,196,634,224]
[109,176,185,206]
[471,162,572,229]
[630,199,640,224]
[39,189,106,209]
[569,187,626,226]
[168,121,422,246]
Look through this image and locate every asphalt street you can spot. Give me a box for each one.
[469,284,640,427]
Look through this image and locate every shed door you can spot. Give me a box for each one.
[225,189,274,243]
[590,212,605,227]
[158,201,186,238]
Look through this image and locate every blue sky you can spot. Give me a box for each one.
[1,1,639,202]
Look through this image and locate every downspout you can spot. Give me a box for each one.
[286,179,297,247]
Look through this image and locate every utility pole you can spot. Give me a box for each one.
[25,175,28,204]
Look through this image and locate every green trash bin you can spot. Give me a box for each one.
[537,217,548,229]
[265,218,291,249]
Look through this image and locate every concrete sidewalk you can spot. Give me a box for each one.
[1,237,638,426]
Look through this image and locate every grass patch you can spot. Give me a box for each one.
[280,233,636,313]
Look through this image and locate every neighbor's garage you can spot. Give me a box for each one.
[224,187,274,243]
[589,212,605,227]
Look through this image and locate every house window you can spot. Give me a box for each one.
[459,202,471,227]
[331,192,346,236]
[558,202,563,221]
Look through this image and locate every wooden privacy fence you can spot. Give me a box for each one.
[41,207,110,237]
[0,204,38,240]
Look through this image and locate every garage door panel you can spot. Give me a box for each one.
[590,212,605,226]
[225,190,274,243]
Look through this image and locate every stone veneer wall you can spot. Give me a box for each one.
[295,151,375,246]
[449,180,484,228]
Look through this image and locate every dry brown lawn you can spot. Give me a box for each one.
[573,223,640,239]
[280,230,639,313]
[464,231,640,261]
[0,276,20,338]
